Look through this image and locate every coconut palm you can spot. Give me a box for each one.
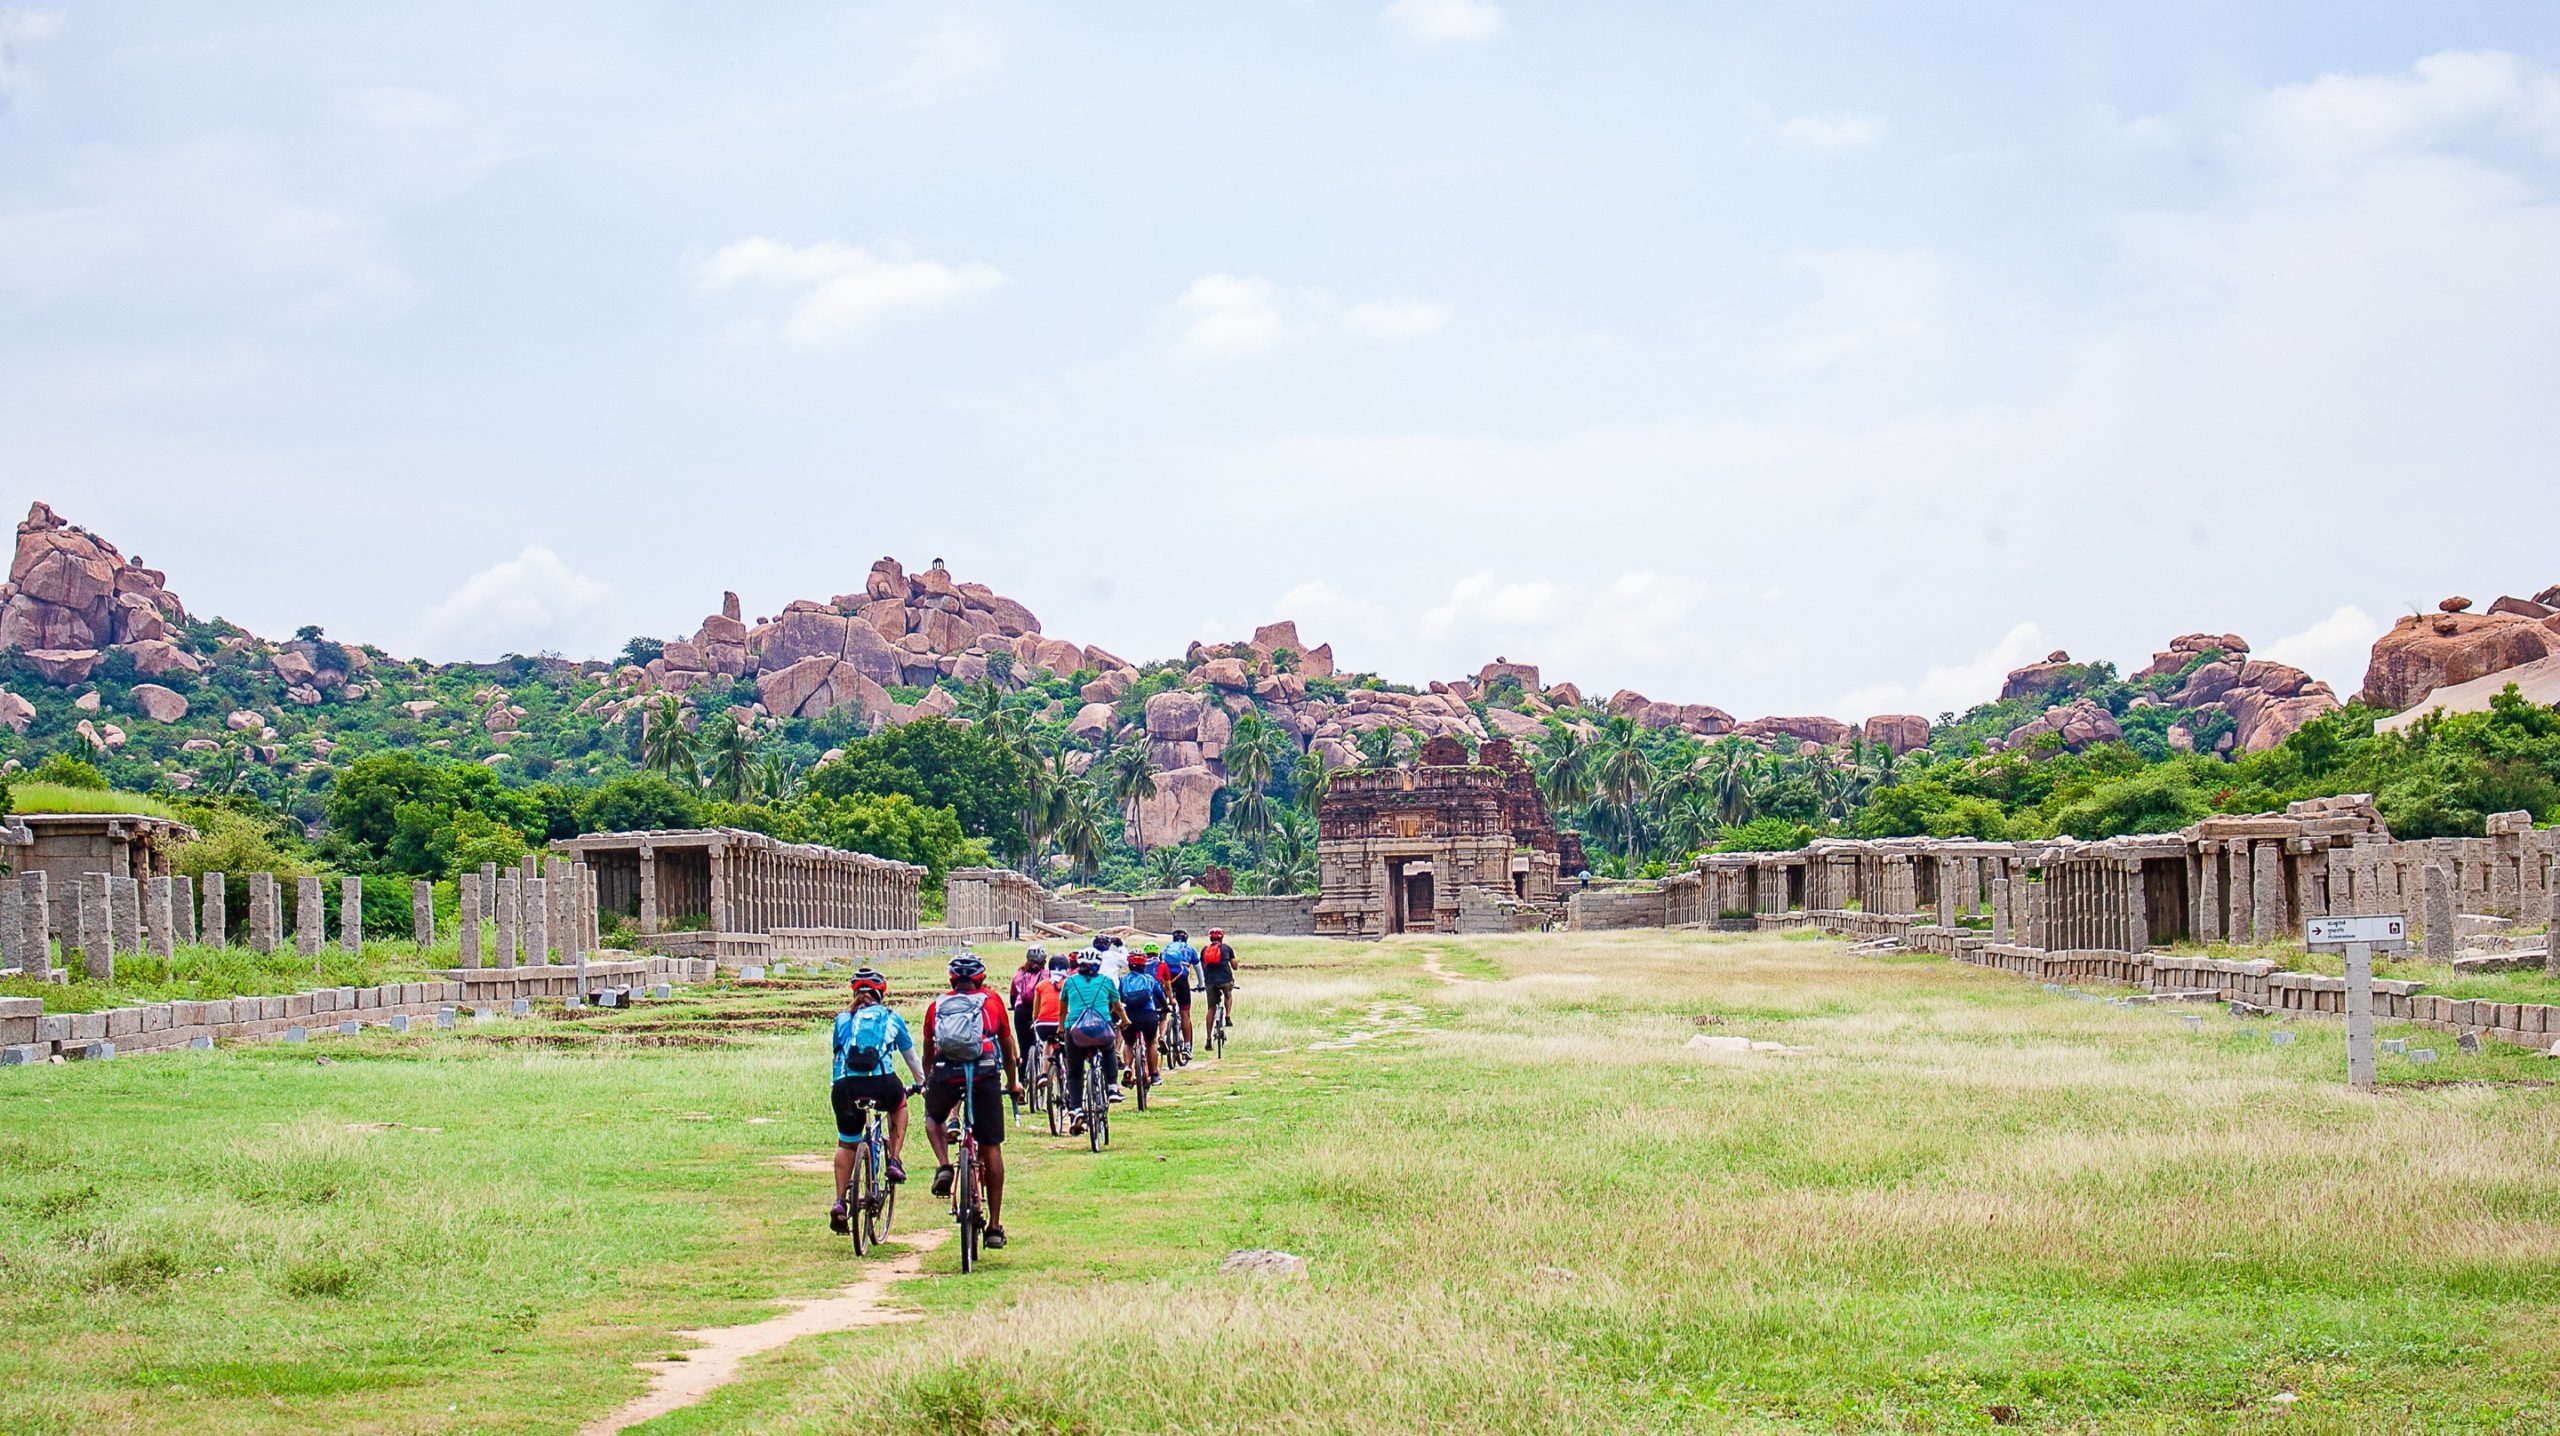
[1225,710,1279,796]
[1103,738,1160,856]
[1534,721,1593,812]
[1294,744,1334,815]
[1589,715,1657,866]
[1052,781,1110,882]
[1355,725,1404,770]
[1264,809,1318,893]
[757,750,802,803]
[1706,739,1761,827]
[1228,782,1274,860]
[640,695,699,786]
[708,719,757,802]
[1658,788,1718,862]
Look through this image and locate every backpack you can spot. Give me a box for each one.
[840,1005,896,1076]
[1068,1010,1116,1049]
[1202,941,1232,969]
[932,993,990,1064]
[1119,972,1162,1021]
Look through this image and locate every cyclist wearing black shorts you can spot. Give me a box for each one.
[1200,927,1239,1023]
[828,968,919,1233]
[1007,945,1046,1085]
[921,954,1023,1248]
[1163,928,1199,1056]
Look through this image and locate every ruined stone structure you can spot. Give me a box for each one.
[945,867,1046,935]
[1,811,194,947]
[1314,738,1570,937]
[551,827,923,963]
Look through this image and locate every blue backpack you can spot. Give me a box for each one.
[1119,972,1163,1021]
[838,1005,896,1076]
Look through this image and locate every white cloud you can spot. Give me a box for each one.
[1381,0,1507,47]
[0,7,62,99]
[1775,110,1888,152]
[2254,50,2560,171]
[1830,622,2053,722]
[2259,605,2386,691]
[1178,273,1289,357]
[1344,297,1452,340]
[1418,569,1718,688]
[1769,247,1943,373]
[414,546,620,661]
[696,238,1004,346]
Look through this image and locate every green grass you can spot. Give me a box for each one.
[0,939,460,1013]
[6,781,185,819]
[4,938,2557,1433]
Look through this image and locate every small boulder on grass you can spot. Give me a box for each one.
[1220,1249,1307,1280]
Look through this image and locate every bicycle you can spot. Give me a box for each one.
[1204,987,1231,1060]
[1041,1038,1070,1137]
[1126,1029,1156,1112]
[846,1095,900,1255]
[945,1063,994,1272]
[1077,1047,1112,1152]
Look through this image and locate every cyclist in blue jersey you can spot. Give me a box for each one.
[829,967,920,1233]
[1161,928,1200,1057]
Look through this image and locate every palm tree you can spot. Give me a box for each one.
[1225,710,1278,796]
[757,751,802,803]
[1589,715,1657,866]
[640,695,699,786]
[959,678,1005,726]
[1103,738,1159,855]
[1294,744,1334,815]
[1264,809,1318,893]
[1707,739,1761,827]
[1355,725,1403,770]
[1053,782,1110,881]
[1144,847,1186,889]
[1534,721,1593,812]
[1658,788,1717,862]
[1228,782,1274,861]
[708,719,756,802]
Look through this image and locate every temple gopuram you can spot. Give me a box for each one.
[1314,737,1580,936]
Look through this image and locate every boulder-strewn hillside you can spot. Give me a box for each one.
[1,500,2553,868]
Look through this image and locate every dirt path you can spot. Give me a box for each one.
[1420,951,1469,985]
[580,1224,948,1435]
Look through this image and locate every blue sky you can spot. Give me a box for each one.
[6,2,2559,720]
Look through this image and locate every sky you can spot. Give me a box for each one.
[5,2,2559,722]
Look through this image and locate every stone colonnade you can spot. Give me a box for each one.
[552,828,924,939]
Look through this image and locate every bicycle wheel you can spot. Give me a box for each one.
[1046,1065,1066,1136]
[850,1142,876,1256]
[878,1173,896,1241]
[956,1145,979,1273]
[1135,1064,1150,1111]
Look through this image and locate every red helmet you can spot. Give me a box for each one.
[850,966,887,997]
[1207,928,1225,940]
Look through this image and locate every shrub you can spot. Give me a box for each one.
[29,754,107,790]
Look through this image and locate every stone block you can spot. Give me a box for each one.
[189,1035,213,1051]
[356,987,379,1010]
[386,1014,409,1033]
[0,1044,43,1065]
[105,1007,141,1038]
[284,1027,306,1043]
[510,998,530,1015]
[140,1005,172,1033]
[337,1020,361,1036]
[435,1008,456,1029]
[36,1015,69,1043]
[72,1040,114,1061]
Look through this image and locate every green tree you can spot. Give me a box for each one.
[640,696,699,786]
[577,773,704,833]
[1589,715,1658,866]
[810,718,1030,841]
[1102,738,1159,855]
[708,719,757,804]
[1534,721,1592,812]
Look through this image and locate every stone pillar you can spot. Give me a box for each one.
[202,871,226,948]
[459,873,483,968]
[523,877,549,969]
[2546,874,2558,980]
[342,876,364,953]
[480,861,499,922]
[1,879,22,971]
[80,873,113,981]
[709,844,732,933]
[2290,839,2323,922]
[296,876,325,959]
[2422,863,2455,961]
[577,862,596,953]
[412,880,434,950]
[2125,861,2149,952]
[248,873,276,954]
[16,872,48,978]
[173,874,196,945]
[145,876,175,960]
[1935,857,1954,927]
[1990,875,2011,942]
[638,847,660,935]
[495,875,520,969]
[109,875,141,957]
[2250,843,2281,945]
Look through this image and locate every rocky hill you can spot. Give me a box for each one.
[1,500,2553,851]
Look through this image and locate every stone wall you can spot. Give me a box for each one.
[1566,886,1670,931]
[0,957,717,1063]
[944,867,1047,934]
[1171,894,1318,936]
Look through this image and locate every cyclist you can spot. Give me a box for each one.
[1118,944,1170,1088]
[1031,950,1071,1072]
[1097,933,1129,982]
[829,967,919,1234]
[1061,949,1125,1134]
[920,954,1023,1249]
[1161,928,1199,1056]
[1008,945,1047,1086]
[1200,927,1239,1027]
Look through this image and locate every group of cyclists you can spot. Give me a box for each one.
[825,927,1239,1253]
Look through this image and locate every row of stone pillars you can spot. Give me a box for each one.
[0,870,451,984]
[451,855,598,970]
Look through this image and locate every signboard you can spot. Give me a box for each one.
[2307,914,2407,953]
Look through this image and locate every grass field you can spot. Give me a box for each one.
[3,932,2556,1433]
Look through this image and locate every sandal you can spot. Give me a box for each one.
[930,1164,955,1197]
[985,1225,1008,1250]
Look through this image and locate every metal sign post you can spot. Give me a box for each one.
[2307,916,2408,1092]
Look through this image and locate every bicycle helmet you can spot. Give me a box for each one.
[1143,943,1161,955]
[1208,928,1225,940]
[1047,952,1074,972]
[1024,943,1048,964]
[850,966,887,996]
[948,954,986,982]
[1076,953,1102,975]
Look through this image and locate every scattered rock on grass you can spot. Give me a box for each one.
[1220,1249,1307,1280]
